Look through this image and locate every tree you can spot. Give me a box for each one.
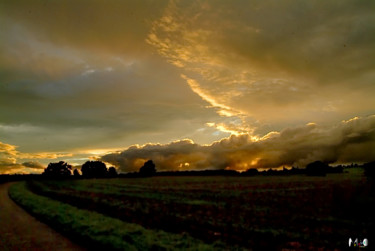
[81,161,108,178]
[244,168,258,176]
[364,161,375,178]
[306,161,328,176]
[108,166,118,177]
[139,160,156,177]
[42,161,72,177]
[73,168,81,177]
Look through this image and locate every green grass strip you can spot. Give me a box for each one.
[9,182,221,251]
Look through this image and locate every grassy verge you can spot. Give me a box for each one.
[9,182,222,251]
[27,175,370,249]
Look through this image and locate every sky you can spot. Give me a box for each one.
[1,0,374,174]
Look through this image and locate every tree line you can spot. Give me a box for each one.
[42,159,157,178]
[36,159,375,179]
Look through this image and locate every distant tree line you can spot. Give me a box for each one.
[122,160,358,178]
[41,160,118,179]
[120,160,345,177]
[40,159,158,179]
[25,159,375,179]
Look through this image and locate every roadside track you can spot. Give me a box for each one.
[0,182,85,251]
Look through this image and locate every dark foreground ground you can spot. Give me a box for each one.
[0,182,85,251]
[26,168,374,250]
[2,167,374,250]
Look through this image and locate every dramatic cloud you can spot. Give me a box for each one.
[0,141,28,174]
[0,140,70,174]
[0,141,19,172]
[1,1,374,173]
[0,0,231,156]
[102,115,375,172]
[148,0,375,134]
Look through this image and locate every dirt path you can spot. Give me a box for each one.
[0,182,85,251]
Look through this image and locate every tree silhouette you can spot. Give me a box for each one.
[81,161,108,178]
[306,161,328,176]
[42,161,72,177]
[244,168,258,176]
[364,161,375,178]
[139,160,156,177]
[73,168,81,177]
[108,166,118,177]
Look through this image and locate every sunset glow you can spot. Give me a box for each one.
[1,0,374,174]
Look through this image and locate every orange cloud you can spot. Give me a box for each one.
[19,152,73,159]
[0,140,72,174]
[0,141,18,156]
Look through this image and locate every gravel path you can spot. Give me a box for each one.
[0,182,85,251]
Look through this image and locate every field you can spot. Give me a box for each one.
[11,168,374,250]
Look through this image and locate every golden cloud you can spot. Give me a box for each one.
[19,152,73,159]
[102,115,375,172]
[147,0,375,133]
[0,140,73,174]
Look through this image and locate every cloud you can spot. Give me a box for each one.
[0,140,70,174]
[0,141,22,174]
[1,0,374,172]
[147,0,375,134]
[0,141,18,156]
[21,161,45,169]
[0,3,224,153]
[102,115,375,172]
[0,0,167,55]
[19,152,73,160]
[181,74,239,117]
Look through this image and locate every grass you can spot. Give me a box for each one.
[13,168,375,250]
[9,182,222,251]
